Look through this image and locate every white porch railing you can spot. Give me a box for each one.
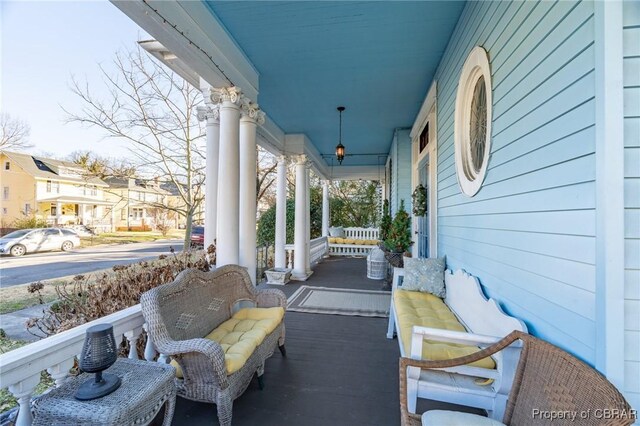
[341,227,380,240]
[285,236,329,269]
[0,305,165,426]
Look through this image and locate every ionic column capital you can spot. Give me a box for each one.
[240,99,265,125]
[322,179,331,187]
[211,86,243,106]
[201,86,215,105]
[197,104,220,123]
[293,154,308,166]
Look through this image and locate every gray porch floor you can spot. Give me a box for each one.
[170,257,482,426]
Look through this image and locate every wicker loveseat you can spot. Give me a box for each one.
[141,265,287,426]
[400,331,634,426]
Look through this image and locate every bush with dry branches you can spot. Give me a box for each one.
[27,244,216,338]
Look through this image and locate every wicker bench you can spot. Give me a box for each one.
[387,267,527,421]
[141,265,287,426]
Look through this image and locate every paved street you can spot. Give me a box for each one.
[0,240,184,287]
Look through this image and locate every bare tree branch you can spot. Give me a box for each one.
[64,45,205,248]
[1,113,32,151]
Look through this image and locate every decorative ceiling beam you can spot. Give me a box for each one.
[329,165,386,182]
[138,40,200,87]
[284,134,331,180]
[111,0,259,101]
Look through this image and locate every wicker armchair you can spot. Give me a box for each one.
[141,265,287,426]
[400,331,634,426]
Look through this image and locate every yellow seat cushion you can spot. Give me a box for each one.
[394,289,496,369]
[329,238,378,245]
[171,307,284,376]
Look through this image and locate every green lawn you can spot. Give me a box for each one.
[80,230,185,246]
[0,281,65,315]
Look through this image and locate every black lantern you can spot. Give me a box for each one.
[336,106,346,165]
[75,323,121,400]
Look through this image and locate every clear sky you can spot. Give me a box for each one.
[1,0,149,160]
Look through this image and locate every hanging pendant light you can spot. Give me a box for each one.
[336,106,346,165]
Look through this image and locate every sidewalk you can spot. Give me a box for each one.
[0,303,50,342]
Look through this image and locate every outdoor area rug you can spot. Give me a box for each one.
[287,286,391,318]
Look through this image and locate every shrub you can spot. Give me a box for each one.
[12,215,47,230]
[379,199,392,242]
[27,246,215,337]
[384,200,412,253]
[156,223,171,237]
[257,193,323,246]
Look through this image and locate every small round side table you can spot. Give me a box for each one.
[33,358,176,426]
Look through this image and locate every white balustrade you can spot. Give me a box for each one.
[124,326,144,360]
[46,359,75,388]
[310,236,329,265]
[0,304,168,425]
[285,236,329,270]
[142,323,156,362]
[8,374,39,426]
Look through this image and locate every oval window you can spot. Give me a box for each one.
[454,46,492,197]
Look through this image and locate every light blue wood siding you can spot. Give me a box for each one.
[433,0,599,363]
[623,0,640,411]
[388,129,412,216]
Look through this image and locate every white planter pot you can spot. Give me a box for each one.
[265,268,292,285]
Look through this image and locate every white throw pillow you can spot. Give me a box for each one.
[401,256,446,298]
[329,226,345,237]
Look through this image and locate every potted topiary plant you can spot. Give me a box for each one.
[383,199,412,268]
[379,199,392,247]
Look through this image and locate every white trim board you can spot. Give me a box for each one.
[594,0,625,389]
[410,81,438,257]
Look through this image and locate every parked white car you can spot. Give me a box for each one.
[0,228,81,257]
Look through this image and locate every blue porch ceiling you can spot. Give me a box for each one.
[204,1,465,166]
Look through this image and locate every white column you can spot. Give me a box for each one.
[213,87,242,266]
[274,155,288,269]
[322,180,330,237]
[292,155,310,280]
[305,163,312,274]
[239,100,265,285]
[197,94,220,251]
[80,204,87,225]
[56,202,62,225]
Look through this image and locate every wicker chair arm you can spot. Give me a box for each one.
[401,330,523,371]
[156,337,224,358]
[398,332,524,426]
[157,337,229,387]
[256,288,287,309]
